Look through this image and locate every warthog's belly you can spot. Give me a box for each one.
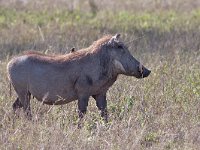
[31,89,78,105]
[42,98,77,105]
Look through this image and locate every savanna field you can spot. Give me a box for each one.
[0,0,200,149]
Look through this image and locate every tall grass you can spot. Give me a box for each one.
[0,0,200,149]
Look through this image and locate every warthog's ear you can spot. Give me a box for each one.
[114,33,120,40]
[108,33,121,46]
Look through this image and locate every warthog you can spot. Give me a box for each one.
[7,34,151,122]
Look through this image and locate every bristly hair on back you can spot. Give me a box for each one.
[24,35,114,63]
[88,35,112,52]
[57,35,113,61]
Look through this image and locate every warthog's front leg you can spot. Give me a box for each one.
[93,94,108,123]
[77,96,89,128]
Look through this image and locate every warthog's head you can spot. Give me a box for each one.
[108,34,151,78]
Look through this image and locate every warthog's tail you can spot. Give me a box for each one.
[9,82,12,98]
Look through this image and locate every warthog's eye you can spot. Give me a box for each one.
[117,45,123,49]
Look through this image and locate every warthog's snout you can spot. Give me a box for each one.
[142,68,151,78]
[136,64,151,78]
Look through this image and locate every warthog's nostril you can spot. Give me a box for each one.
[143,69,151,78]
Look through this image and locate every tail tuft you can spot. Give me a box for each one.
[9,82,12,98]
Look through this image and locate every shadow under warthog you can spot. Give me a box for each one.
[7,34,151,123]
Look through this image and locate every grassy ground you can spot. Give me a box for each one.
[0,0,200,149]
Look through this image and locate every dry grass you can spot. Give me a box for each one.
[0,0,200,149]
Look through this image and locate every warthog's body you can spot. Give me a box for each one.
[7,34,150,121]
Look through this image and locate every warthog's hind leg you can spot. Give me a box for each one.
[15,90,32,120]
[12,97,23,112]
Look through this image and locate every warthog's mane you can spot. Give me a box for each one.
[24,35,113,63]
[88,35,112,53]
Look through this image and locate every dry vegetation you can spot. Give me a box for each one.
[0,0,200,149]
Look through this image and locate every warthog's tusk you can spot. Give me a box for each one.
[139,63,143,77]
